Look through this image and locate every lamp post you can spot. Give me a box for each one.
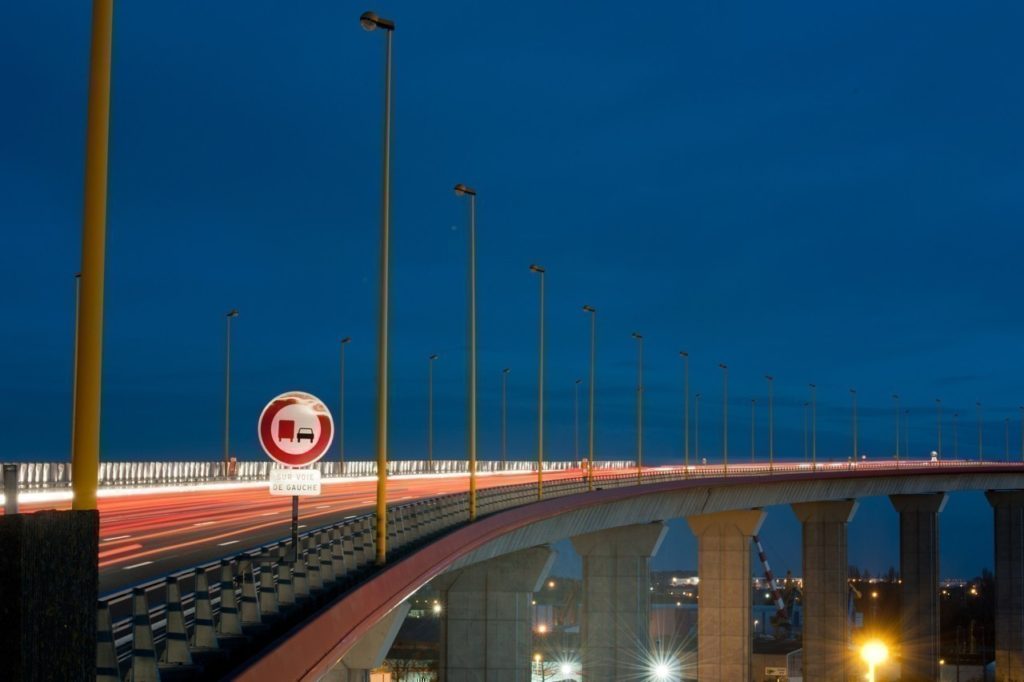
[583,305,597,490]
[632,332,644,484]
[339,337,351,472]
[765,376,774,473]
[501,367,510,468]
[893,394,901,463]
[680,351,690,472]
[935,398,942,460]
[803,402,809,462]
[809,384,817,468]
[850,388,858,461]
[530,264,545,499]
[223,309,239,470]
[861,640,889,682]
[428,354,439,470]
[574,378,582,465]
[454,182,478,520]
[719,363,728,474]
[72,0,114,512]
[361,8,396,565]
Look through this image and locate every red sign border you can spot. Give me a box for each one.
[258,391,334,468]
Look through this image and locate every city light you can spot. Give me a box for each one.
[432,601,442,615]
[536,623,548,634]
[860,640,889,682]
[560,662,573,676]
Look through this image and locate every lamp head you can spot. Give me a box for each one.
[765,375,774,381]
[503,367,510,374]
[529,264,545,273]
[679,350,688,358]
[453,183,477,196]
[632,331,642,340]
[719,363,728,370]
[582,305,596,313]
[341,337,351,345]
[360,11,394,31]
[429,354,439,361]
[226,309,239,318]
[860,640,888,666]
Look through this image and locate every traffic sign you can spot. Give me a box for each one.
[258,391,334,468]
[269,467,322,496]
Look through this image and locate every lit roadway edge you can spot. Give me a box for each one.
[7,469,591,594]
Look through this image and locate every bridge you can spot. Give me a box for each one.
[10,458,1020,681]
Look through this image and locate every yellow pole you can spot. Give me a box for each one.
[583,306,596,491]
[72,0,114,511]
[530,265,545,499]
[468,193,477,520]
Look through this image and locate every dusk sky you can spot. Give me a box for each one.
[3,1,1022,578]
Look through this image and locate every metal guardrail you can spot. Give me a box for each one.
[2,458,637,491]
[97,458,1016,679]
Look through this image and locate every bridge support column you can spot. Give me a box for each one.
[687,509,766,682]
[889,493,947,682]
[320,602,411,682]
[791,500,858,682]
[986,490,1024,682]
[571,522,668,682]
[436,545,556,682]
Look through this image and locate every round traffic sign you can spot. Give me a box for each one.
[258,391,334,467]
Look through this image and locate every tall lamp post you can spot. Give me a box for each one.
[680,352,690,472]
[501,367,510,468]
[582,305,597,490]
[765,376,774,473]
[719,363,728,474]
[530,264,546,499]
[803,402,809,462]
[223,309,239,470]
[72,0,114,513]
[428,354,439,470]
[632,332,644,484]
[361,9,396,564]
[454,183,478,520]
[935,398,942,459]
[339,337,351,472]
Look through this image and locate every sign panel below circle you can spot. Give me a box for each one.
[258,390,334,468]
[269,467,322,496]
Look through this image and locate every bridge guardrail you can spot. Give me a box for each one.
[2,458,637,492]
[97,458,1009,679]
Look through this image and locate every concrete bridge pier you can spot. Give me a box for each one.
[987,490,1024,682]
[791,500,858,682]
[687,509,766,681]
[889,492,947,682]
[436,545,556,682]
[571,522,668,682]
[320,602,410,682]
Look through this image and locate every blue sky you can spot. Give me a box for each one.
[2,1,1022,577]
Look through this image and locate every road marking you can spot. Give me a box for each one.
[344,515,356,520]
[316,504,331,509]
[298,524,307,529]
[361,500,373,504]
[123,561,154,570]
[400,496,412,500]
[260,512,279,516]
[217,540,239,547]
[101,535,132,542]
[193,521,215,527]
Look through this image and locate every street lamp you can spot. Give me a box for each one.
[339,337,351,472]
[501,367,510,468]
[680,352,690,472]
[632,332,644,484]
[428,354,439,470]
[72,0,114,512]
[765,376,774,473]
[530,264,546,499]
[454,183,478,520]
[223,309,239,470]
[719,363,728,474]
[803,401,809,462]
[860,640,889,682]
[808,384,817,468]
[936,398,942,459]
[361,8,396,565]
[583,305,597,490]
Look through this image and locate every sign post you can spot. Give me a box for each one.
[258,391,334,561]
